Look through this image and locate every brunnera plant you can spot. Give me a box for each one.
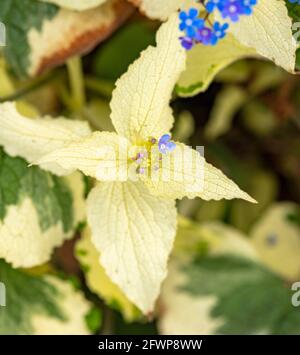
[0,0,299,333]
[0,16,255,314]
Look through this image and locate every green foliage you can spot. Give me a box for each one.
[85,306,102,333]
[0,259,64,334]
[92,21,156,81]
[182,255,299,335]
[0,147,74,232]
[285,0,300,22]
[0,0,58,77]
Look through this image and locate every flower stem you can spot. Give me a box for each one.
[66,56,86,113]
[85,76,114,99]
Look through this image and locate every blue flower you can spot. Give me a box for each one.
[220,1,244,22]
[196,26,214,46]
[179,8,204,39]
[178,0,257,50]
[210,22,229,45]
[158,134,176,154]
[180,36,194,50]
[206,0,228,13]
[241,0,257,15]
[288,0,300,4]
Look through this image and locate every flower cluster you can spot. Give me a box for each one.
[179,0,257,50]
[131,134,176,175]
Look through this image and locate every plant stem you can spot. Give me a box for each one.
[0,71,58,103]
[85,76,114,99]
[66,56,86,113]
[101,306,115,335]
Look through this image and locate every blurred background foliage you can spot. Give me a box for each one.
[1,11,300,335]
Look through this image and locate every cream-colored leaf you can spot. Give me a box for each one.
[0,172,85,268]
[0,102,91,175]
[143,143,255,202]
[129,0,181,20]
[76,227,139,321]
[177,34,257,97]
[251,203,300,281]
[228,0,296,73]
[32,276,91,335]
[159,261,221,335]
[87,181,177,314]
[110,14,186,142]
[29,0,133,76]
[36,132,129,180]
[129,0,197,20]
[40,0,106,10]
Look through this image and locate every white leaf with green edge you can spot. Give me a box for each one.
[177,0,296,97]
[160,221,258,335]
[0,0,59,77]
[0,260,91,335]
[0,149,86,268]
[1,0,132,77]
[39,0,106,10]
[86,181,177,314]
[205,86,247,140]
[0,102,91,176]
[76,227,140,321]
[31,276,91,335]
[177,34,257,97]
[159,261,222,335]
[251,203,300,281]
[178,255,299,334]
[160,220,300,335]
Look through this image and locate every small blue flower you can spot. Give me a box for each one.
[180,36,194,50]
[158,134,176,154]
[222,1,244,22]
[210,22,229,45]
[178,0,257,50]
[241,0,257,15]
[288,0,300,4]
[206,0,227,13]
[179,8,204,39]
[196,26,214,46]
